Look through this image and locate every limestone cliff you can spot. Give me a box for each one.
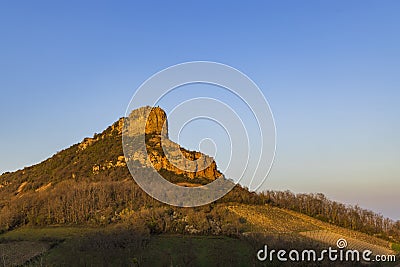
[136,135,222,180]
[124,106,222,181]
[86,106,221,182]
[124,106,168,138]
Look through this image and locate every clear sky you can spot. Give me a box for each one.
[0,1,399,219]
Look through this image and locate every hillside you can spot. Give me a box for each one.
[0,107,220,198]
[0,205,398,266]
[0,106,399,266]
[229,205,394,255]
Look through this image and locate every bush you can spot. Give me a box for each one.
[392,243,400,252]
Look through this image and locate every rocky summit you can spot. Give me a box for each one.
[124,106,222,182]
[124,106,169,138]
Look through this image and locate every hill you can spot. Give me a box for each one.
[0,205,398,266]
[0,106,399,266]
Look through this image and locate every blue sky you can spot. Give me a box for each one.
[0,1,399,219]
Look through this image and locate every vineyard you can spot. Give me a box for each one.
[228,204,396,256]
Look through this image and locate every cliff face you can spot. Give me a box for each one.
[132,135,222,180]
[125,106,222,181]
[124,106,168,138]
[73,106,221,182]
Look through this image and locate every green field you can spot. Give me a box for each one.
[0,227,259,267]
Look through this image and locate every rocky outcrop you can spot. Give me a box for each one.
[131,135,222,180]
[125,106,222,181]
[82,106,221,181]
[124,106,168,138]
[92,156,127,175]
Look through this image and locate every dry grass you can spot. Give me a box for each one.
[228,204,320,233]
[283,209,392,249]
[228,204,395,255]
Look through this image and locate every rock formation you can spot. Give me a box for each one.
[80,106,222,182]
[124,106,222,181]
[124,106,168,138]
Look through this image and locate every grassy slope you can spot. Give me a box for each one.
[1,204,399,266]
[229,205,395,254]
